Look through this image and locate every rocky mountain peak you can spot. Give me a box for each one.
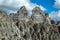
[0,6,60,40]
[32,6,45,24]
[32,7,42,14]
[17,6,28,16]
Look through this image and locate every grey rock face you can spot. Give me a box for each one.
[0,10,21,40]
[31,7,45,24]
[18,6,29,21]
[0,6,60,40]
[9,13,18,22]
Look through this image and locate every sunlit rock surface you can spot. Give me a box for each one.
[31,7,45,24]
[0,6,60,40]
[0,10,21,40]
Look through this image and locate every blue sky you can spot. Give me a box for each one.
[30,0,59,13]
[0,0,60,21]
[0,0,60,13]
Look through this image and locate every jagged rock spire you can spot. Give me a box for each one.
[17,6,28,16]
[18,6,30,21]
[31,7,45,24]
[32,7,42,14]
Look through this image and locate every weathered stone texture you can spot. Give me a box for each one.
[0,6,60,40]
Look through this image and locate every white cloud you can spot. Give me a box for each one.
[54,0,60,8]
[0,0,46,14]
[39,5,46,11]
[49,10,60,21]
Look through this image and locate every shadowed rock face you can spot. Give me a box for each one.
[0,6,60,40]
[9,13,18,22]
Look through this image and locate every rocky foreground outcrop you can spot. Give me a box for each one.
[0,6,60,40]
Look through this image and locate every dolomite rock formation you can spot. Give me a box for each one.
[9,13,18,22]
[31,7,45,24]
[0,10,21,40]
[0,6,60,40]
